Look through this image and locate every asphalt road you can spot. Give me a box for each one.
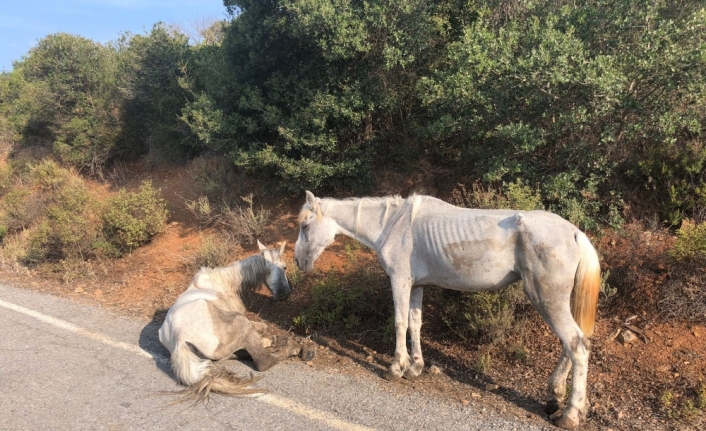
[0,283,551,431]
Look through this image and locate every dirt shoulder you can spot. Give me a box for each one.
[1,160,704,431]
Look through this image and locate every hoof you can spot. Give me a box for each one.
[554,415,579,430]
[545,400,562,415]
[299,346,316,361]
[384,369,403,382]
[403,368,421,380]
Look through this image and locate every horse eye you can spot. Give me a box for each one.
[301,224,309,230]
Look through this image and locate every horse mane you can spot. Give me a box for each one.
[203,255,268,298]
[298,195,406,226]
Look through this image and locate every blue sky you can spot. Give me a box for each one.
[1,0,230,72]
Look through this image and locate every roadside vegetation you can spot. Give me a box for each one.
[1,0,706,427]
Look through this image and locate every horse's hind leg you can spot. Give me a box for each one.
[404,286,424,379]
[521,267,589,429]
[251,321,268,333]
[546,348,572,415]
[532,300,591,430]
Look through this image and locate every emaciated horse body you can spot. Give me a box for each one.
[294,192,600,430]
[159,241,299,403]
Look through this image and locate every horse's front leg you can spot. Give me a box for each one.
[243,328,300,372]
[385,277,412,381]
[404,286,424,379]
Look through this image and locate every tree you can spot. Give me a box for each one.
[18,33,121,172]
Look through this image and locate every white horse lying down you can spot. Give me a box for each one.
[159,241,300,403]
[294,191,600,430]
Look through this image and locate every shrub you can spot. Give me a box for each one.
[187,236,240,271]
[0,164,14,195]
[26,180,100,263]
[185,195,217,227]
[294,268,391,332]
[102,181,168,253]
[450,180,543,212]
[671,219,706,261]
[430,283,529,345]
[218,194,270,244]
[0,188,45,231]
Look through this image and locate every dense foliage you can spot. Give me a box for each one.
[1,0,706,226]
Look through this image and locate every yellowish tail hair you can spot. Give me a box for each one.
[170,342,265,405]
[571,232,601,338]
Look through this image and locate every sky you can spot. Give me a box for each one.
[0,0,230,72]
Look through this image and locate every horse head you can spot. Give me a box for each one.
[294,191,338,272]
[258,240,291,301]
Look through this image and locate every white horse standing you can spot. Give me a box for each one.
[159,241,300,403]
[294,191,600,430]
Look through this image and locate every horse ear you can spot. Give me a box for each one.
[305,190,318,211]
[279,241,286,254]
[257,240,267,252]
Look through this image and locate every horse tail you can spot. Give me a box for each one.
[170,342,265,404]
[571,231,601,338]
[171,342,211,386]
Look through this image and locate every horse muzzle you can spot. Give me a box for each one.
[294,257,314,272]
[274,289,291,301]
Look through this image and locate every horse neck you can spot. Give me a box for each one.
[220,255,267,298]
[321,196,404,249]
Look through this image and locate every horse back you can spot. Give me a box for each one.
[380,199,580,291]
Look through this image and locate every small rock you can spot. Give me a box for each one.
[460,399,469,406]
[657,365,670,372]
[305,361,314,366]
[471,392,482,398]
[261,337,272,348]
[485,383,499,391]
[428,365,442,375]
[365,355,374,362]
[618,329,638,344]
[300,346,316,362]
[74,287,84,293]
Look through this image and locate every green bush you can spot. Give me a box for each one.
[430,283,529,345]
[26,180,100,263]
[0,188,44,231]
[102,181,168,253]
[294,269,391,331]
[450,180,544,211]
[671,220,706,261]
[187,236,240,271]
[218,194,270,244]
[0,164,14,195]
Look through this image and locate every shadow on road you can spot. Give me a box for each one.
[139,309,174,380]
